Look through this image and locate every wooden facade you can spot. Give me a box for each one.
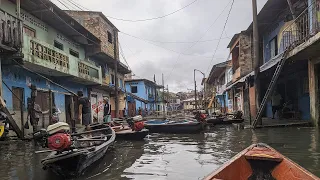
[0,9,23,52]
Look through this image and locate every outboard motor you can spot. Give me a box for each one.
[126,115,144,131]
[34,122,72,152]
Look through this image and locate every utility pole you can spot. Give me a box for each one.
[194,69,198,111]
[114,30,119,118]
[252,0,261,125]
[162,73,165,116]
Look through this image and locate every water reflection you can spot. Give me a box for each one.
[0,126,320,180]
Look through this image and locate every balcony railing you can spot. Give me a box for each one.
[281,8,310,51]
[30,40,69,68]
[0,9,23,51]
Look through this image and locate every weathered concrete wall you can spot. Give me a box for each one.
[239,33,253,77]
[65,11,119,60]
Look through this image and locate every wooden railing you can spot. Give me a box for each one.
[0,9,23,52]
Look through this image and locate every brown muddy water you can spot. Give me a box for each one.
[0,126,319,180]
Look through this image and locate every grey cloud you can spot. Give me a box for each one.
[53,0,267,92]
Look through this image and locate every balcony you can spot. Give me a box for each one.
[281,8,310,51]
[0,9,23,52]
[280,4,320,59]
[23,36,101,84]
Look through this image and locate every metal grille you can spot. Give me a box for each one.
[30,40,69,68]
[78,62,89,75]
[281,7,311,51]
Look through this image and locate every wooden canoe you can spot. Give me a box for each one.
[204,143,319,180]
[90,122,149,140]
[145,120,204,134]
[41,126,116,177]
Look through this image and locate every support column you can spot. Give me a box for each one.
[0,57,2,97]
[309,59,319,126]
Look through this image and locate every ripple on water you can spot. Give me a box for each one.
[1,126,320,180]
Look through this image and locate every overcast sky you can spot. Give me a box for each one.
[53,0,267,92]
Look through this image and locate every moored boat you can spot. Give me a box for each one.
[145,119,204,133]
[206,116,224,125]
[90,122,149,141]
[204,143,319,180]
[38,122,116,177]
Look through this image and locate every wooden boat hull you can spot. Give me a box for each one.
[91,123,149,140]
[204,143,319,180]
[145,121,203,134]
[115,129,149,140]
[220,118,244,124]
[206,117,224,125]
[41,126,116,177]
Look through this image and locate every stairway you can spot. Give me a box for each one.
[252,50,290,128]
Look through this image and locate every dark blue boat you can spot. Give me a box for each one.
[144,119,204,134]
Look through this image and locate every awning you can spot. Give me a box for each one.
[226,71,254,90]
[126,92,149,104]
[260,53,284,72]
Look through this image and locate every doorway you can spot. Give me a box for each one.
[12,87,24,134]
[35,91,52,128]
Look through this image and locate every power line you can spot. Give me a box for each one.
[65,0,87,10]
[119,42,132,70]
[121,31,218,58]
[120,31,230,44]
[103,0,199,22]
[55,0,70,10]
[41,0,101,47]
[165,0,233,80]
[206,0,235,74]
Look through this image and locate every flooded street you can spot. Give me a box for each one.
[1,126,320,180]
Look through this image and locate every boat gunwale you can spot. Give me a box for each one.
[41,127,116,168]
[203,143,320,180]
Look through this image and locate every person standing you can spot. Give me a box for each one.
[78,91,91,131]
[271,90,282,119]
[123,107,128,118]
[103,98,111,123]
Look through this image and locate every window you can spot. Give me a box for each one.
[69,48,79,58]
[131,86,138,93]
[54,40,63,50]
[107,31,113,44]
[23,26,36,37]
[111,74,115,85]
[270,36,278,58]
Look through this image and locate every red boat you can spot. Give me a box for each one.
[204,143,319,180]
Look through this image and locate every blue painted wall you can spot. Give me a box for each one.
[2,66,87,113]
[265,71,310,120]
[262,20,285,63]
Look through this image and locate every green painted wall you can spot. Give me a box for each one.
[2,0,85,59]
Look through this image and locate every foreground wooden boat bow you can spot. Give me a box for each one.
[204,143,319,180]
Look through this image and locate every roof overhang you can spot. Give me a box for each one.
[207,61,230,84]
[11,0,100,46]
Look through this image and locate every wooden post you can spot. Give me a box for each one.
[113,30,119,118]
[70,96,75,133]
[252,0,261,125]
[286,0,296,19]
[48,90,52,125]
[0,57,2,97]
[309,59,319,126]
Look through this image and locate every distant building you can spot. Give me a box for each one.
[125,79,164,116]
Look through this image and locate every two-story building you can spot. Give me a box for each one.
[225,0,320,125]
[206,61,232,115]
[125,79,164,116]
[1,0,103,136]
[64,10,131,120]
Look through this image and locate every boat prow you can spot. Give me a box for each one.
[204,143,319,180]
